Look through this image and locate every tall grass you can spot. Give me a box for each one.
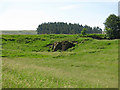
[2,34,118,88]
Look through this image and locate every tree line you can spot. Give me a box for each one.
[37,22,102,34]
[36,14,120,39]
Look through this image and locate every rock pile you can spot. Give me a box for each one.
[52,41,75,51]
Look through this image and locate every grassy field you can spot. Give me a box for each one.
[0,34,2,89]
[2,34,118,88]
[1,30,37,35]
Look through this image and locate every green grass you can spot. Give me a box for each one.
[0,58,1,90]
[0,34,2,90]
[2,34,118,88]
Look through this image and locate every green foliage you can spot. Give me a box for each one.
[81,28,87,35]
[2,34,118,88]
[92,26,102,33]
[104,14,120,39]
[104,27,114,39]
[86,34,106,39]
[79,34,106,39]
[37,22,102,34]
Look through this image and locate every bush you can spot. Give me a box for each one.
[104,14,120,39]
[80,34,106,39]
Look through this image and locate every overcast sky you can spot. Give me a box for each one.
[0,0,119,31]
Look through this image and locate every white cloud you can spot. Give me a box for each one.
[60,5,78,10]
[0,9,55,30]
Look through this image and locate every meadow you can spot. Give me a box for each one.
[1,34,118,88]
[2,30,37,35]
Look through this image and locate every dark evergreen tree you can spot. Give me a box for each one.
[37,22,102,34]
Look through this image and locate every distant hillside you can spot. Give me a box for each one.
[1,30,37,35]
